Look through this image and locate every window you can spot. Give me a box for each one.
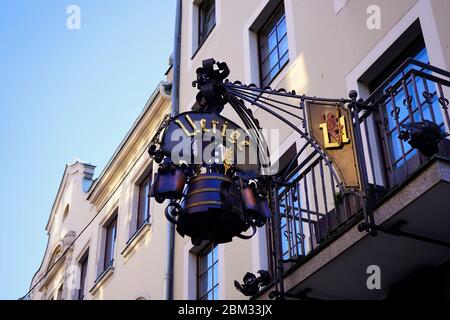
[137,171,152,229]
[197,243,219,300]
[198,0,216,46]
[368,35,443,170]
[258,3,288,87]
[360,20,446,187]
[104,215,117,270]
[78,251,89,300]
[374,42,428,167]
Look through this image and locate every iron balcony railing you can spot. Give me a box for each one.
[362,58,450,191]
[266,59,450,279]
[267,153,363,265]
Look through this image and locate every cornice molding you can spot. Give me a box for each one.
[88,89,170,208]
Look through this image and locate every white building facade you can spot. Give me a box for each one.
[29,0,450,300]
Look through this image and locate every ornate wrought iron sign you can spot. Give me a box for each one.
[148,58,371,246]
[148,59,271,245]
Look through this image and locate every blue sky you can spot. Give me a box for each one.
[0,0,175,299]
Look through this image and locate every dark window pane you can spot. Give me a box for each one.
[199,254,208,274]
[104,215,117,270]
[78,253,89,300]
[199,0,216,45]
[260,43,270,62]
[277,17,287,40]
[212,263,218,288]
[258,3,288,87]
[261,50,277,78]
[197,243,219,300]
[213,244,218,260]
[137,172,152,229]
[199,274,209,295]
[266,64,281,85]
[267,31,278,53]
[279,35,289,57]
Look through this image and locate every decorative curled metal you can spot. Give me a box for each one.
[234,270,273,297]
[147,58,373,248]
[439,96,449,110]
[399,120,448,157]
[148,114,172,163]
[391,106,401,120]
[223,77,356,194]
[192,58,230,113]
[422,91,434,105]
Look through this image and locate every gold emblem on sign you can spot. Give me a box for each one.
[319,110,350,149]
[223,147,234,174]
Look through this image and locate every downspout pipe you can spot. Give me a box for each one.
[171,0,182,118]
[164,0,182,301]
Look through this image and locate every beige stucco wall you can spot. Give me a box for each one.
[30,89,172,300]
[30,0,450,300]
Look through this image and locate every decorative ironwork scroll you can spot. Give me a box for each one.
[147,58,373,249]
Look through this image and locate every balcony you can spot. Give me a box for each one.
[261,60,450,300]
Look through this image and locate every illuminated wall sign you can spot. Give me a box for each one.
[307,103,361,189]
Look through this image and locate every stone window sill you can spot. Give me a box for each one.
[89,264,114,295]
[121,221,152,261]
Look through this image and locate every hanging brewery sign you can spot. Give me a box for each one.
[148,58,372,247]
[306,102,361,189]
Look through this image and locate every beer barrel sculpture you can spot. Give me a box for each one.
[176,170,251,245]
[147,155,270,245]
[148,122,271,245]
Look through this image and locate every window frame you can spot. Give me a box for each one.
[198,0,216,47]
[192,0,216,58]
[360,20,445,189]
[136,170,152,230]
[103,214,118,271]
[257,2,289,88]
[78,250,89,300]
[197,243,219,300]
